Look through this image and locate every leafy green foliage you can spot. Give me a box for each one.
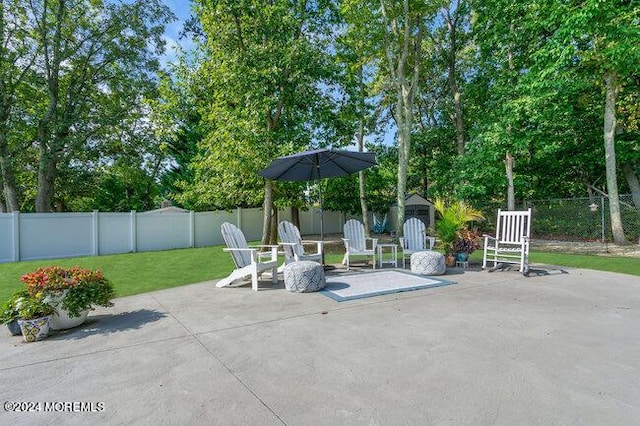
[433,198,484,255]
[20,266,115,317]
[178,0,343,213]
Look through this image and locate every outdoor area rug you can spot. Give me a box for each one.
[320,270,456,302]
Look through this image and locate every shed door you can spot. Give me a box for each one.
[405,205,430,228]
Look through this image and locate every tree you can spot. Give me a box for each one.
[537,0,640,243]
[0,1,39,211]
[27,0,172,212]
[379,0,429,238]
[468,0,566,210]
[338,1,380,235]
[429,0,471,156]
[193,0,341,244]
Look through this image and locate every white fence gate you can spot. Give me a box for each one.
[0,207,348,263]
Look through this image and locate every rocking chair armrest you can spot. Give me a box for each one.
[301,240,324,245]
[483,234,498,242]
[366,238,378,250]
[248,244,279,249]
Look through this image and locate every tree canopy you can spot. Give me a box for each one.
[2,0,638,242]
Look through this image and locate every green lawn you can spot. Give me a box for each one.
[0,246,235,302]
[0,246,637,303]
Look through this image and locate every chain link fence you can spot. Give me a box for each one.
[525,194,639,244]
[474,194,639,245]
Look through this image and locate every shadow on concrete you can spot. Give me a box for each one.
[50,309,167,340]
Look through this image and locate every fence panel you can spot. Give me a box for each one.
[239,208,264,241]
[99,213,133,255]
[0,214,15,262]
[194,210,235,247]
[20,213,94,261]
[136,212,193,252]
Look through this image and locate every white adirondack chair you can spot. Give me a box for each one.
[341,219,377,270]
[399,218,436,268]
[277,221,323,264]
[217,222,279,291]
[482,208,532,274]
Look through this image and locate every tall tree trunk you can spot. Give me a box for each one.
[505,151,515,210]
[622,163,640,213]
[357,66,370,237]
[35,143,58,212]
[381,0,423,240]
[0,127,19,211]
[34,0,64,213]
[396,109,411,239]
[603,71,626,244]
[269,207,278,245]
[292,206,300,230]
[261,179,274,245]
[445,9,465,155]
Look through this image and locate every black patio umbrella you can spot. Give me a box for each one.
[258,149,377,259]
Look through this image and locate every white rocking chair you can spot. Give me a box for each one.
[277,221,323,264]
[217,222,279,291]
[341,219,377,270]
[482,208,532,275]
[399,218,436,268]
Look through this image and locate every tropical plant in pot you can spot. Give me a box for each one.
[14,291,56,342]
[433,198,484,266]
[451,227,482,262]
[20,266,115,330]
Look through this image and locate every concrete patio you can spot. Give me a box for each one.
[1,264,639,425]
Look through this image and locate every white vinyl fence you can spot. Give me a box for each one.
[0,207,348,263]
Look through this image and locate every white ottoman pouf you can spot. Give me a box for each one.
[283,261,326,293]
[410,251,446,276]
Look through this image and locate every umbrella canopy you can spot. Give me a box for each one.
[258,149,377,181]
[258,149,377,265]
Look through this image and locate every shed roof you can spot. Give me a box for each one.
[391,193,433,207]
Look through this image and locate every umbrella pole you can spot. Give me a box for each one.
[318,181,325,265]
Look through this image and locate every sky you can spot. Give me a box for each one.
[161,0,196,65]
[158,0,396,147]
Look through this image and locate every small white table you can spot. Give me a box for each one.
[377,244,398,268]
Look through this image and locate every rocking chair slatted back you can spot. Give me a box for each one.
[496,209,531,244]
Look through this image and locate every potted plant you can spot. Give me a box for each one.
[20,266,115,330]
[1,290,30,336]
[433,198,484,266]
[452,227,482,262]
[15,292,56,342]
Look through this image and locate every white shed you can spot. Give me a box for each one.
[389,193,435,232]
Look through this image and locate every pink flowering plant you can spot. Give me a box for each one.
[20,266,115,318]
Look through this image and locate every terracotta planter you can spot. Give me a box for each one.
[18,315,51,342]
[445,255,456,267]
